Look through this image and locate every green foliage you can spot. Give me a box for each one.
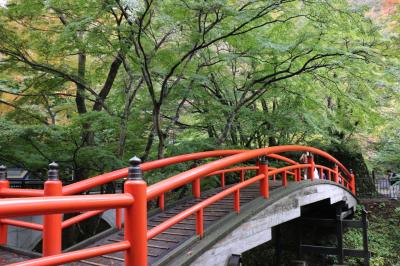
[0,0,397,180]
[344,204,400,266]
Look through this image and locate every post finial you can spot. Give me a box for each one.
[48,161,59,180]
[259,156,268,165]
[0,165,7,180]
[128,156,142,180]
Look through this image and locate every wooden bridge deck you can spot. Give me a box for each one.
[0,249,30,265]
[0,181,283,266]
[74,181,282,266]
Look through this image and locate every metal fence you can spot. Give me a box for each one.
[8,179,124,194]
[357,177,400,199]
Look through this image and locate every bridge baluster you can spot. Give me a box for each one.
[115,208,122,229]
[192,178,201,198]
[282,171,287,187]
[334,164,339,183]
[350,169,356,194]
[258,157,269,198]
[43,162,62,257]
[0,165,9,245]
[307,153,315,181]
[124,156,147,266]
[240,170,245,182]
[220,172,225,189]
[295,168,300,182]
[196,209,204,238]
[158,193,165,211]
[234,189,240,213]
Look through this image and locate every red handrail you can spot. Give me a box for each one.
[0,219,43,231]
[0,179,146,265]
[62,210,105,229]
[205,166,259,177]
[8,241,130,266]
[0,145,355,266]
[0,151,297,198]
[0,194,133,218]
[62,151,296,196]
[148,164,312,239]
[147,145,352,200]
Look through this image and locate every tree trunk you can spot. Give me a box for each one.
[153,104,165,159]
[217,106,240,145]
[76,52,94,147]
[141,126,155,162]
[117,116,129,159]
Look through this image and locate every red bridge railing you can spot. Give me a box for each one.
[0,145,356,266]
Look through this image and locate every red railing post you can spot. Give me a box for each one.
[350,169,356,194]
[328,170,332,181]
[158,193,165,211]
[258,157,269,198]
[115,208,122,230]
[124,157,147,266]
[295,168,300,182]
[43,162,62,257]
[282,170,287,187]
[240,170,245,182]
[192,178,201,198]
[307,153,315,181]
[234,189,240,213]
[0,165,9,245]
[196,208,204,238]
[220,172,225,189]
[334,164,339,183]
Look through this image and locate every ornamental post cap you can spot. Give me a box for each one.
[129,156,141,167]
[49,161,59,169]
[48,161,59,180]
[0,165,7,180]
[128,156,142,180]
[259,156,268,164]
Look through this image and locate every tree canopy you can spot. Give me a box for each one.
[0,0,398,179]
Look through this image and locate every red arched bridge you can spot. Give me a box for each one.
[0,145,357,266]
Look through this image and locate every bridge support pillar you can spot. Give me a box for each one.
[124,156,147,266]
[43,162,62,257]
[0,165,9,245]
[273,225,282,266]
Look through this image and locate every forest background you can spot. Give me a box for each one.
[1,1,400,265]
[0,0,399,183]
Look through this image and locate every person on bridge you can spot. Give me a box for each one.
[299,152,320,180]
[300,152,309,180]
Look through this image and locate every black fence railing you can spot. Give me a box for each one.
[8,179,124,194]
[357,177,399,199]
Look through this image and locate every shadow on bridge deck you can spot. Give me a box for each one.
[0,180,356,266]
